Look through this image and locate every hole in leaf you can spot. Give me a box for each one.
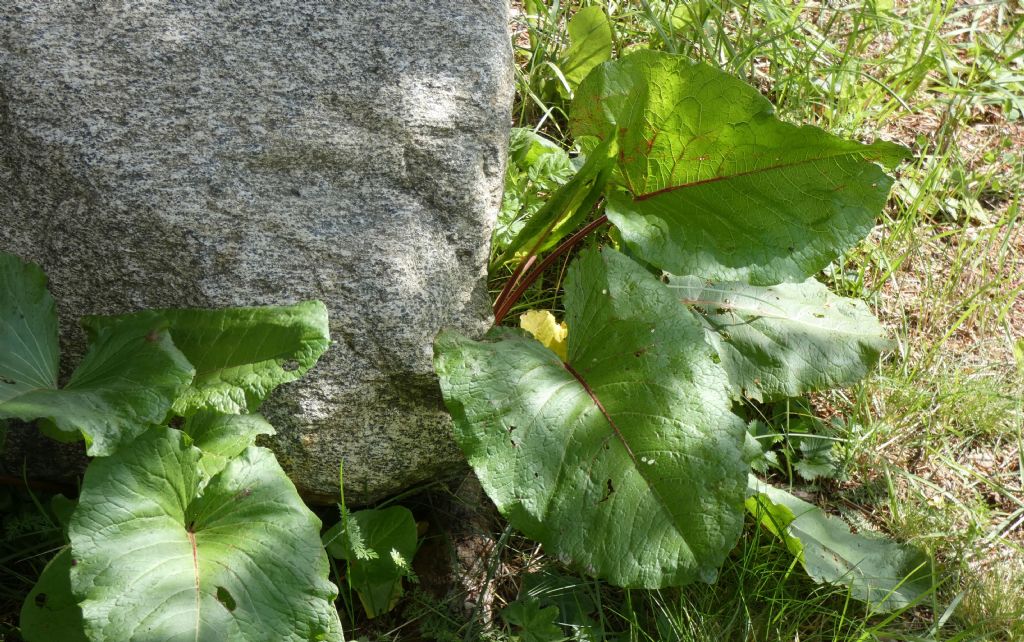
[0,376,15,385]
[507,424,517,433]
[34,592,47,607]
[215,586,237,611]
[282,359,300,372]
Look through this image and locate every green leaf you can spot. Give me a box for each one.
[324,506,419,619]
[50,494,77,539]
[558,6,613,96]
[0,253,59,399]
[665,276,890,400]
[520,571,601,641]
[69,427,343,641]
[571,51,909,284]
[20,548,88,642]
[1,251,195,455]
[501,598,565,642]
[748,478,934,611]
[183,411,276,482]
[83,301,330,415]
[436,247,747,588]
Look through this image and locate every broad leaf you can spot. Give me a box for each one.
[558,6,613,96]
[571,51,909,284]
[1,252,194,455]
[666,276,890,400]
[183,411,276,482]
[20,548,88,642]
[324,506,419,618]
[0,253,59,401]
[84,301,330,415]
[436,247,746,588]
[748,478,934,611]
[69,427,343,642]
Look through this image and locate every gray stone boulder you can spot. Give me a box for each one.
[0,1,512,503]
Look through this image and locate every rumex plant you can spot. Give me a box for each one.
[435,50,933,605]
[2,251,345,641]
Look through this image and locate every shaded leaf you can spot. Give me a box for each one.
[748,477,934,611]
[0,253,59,400]
[324,506,418,619]
[571,51,909,284]
[69,427,343,641]
[666,275,890,400]
[436,247,746,588]
[83,301,330,415]
[19,548,88,642]
[521,571,601,641]
[50,494,77,539]
[502,598,565,642]
[1,251,194,455]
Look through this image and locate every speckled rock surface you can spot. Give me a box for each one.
[0,1,512,503]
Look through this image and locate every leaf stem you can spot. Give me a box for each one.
[493,214,608,325]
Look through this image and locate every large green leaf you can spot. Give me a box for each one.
[324,506,419,619]
[0,252,195,455]
[0,253,59,400]
[748,478,934,612]
[558,6,613,96]
[666,276,890,400]
[571,51,909,284]
[69,427,343,642]
[20,548,88,642]
[435,247,747,588]
[83,301,330,415]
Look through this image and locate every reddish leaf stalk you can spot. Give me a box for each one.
[493,214,609,325]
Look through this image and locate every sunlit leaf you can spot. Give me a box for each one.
[437,247,746,587]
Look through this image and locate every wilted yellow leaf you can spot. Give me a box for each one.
[519,310,568,361]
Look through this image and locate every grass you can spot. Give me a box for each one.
[2,1,1021,641]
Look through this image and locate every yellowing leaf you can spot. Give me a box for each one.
[519,310,568,361]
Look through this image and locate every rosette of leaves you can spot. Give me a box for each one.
[10,253,344,641]
[436,51,931,599]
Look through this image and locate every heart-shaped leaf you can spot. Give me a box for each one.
[69,427,344,641]
[666,276,890,400]
[0,252,194,455]
[571,51,909,284]
[436,247,747,588]
[83,301,330,415]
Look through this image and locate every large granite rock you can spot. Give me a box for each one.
[0,1,512,503]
